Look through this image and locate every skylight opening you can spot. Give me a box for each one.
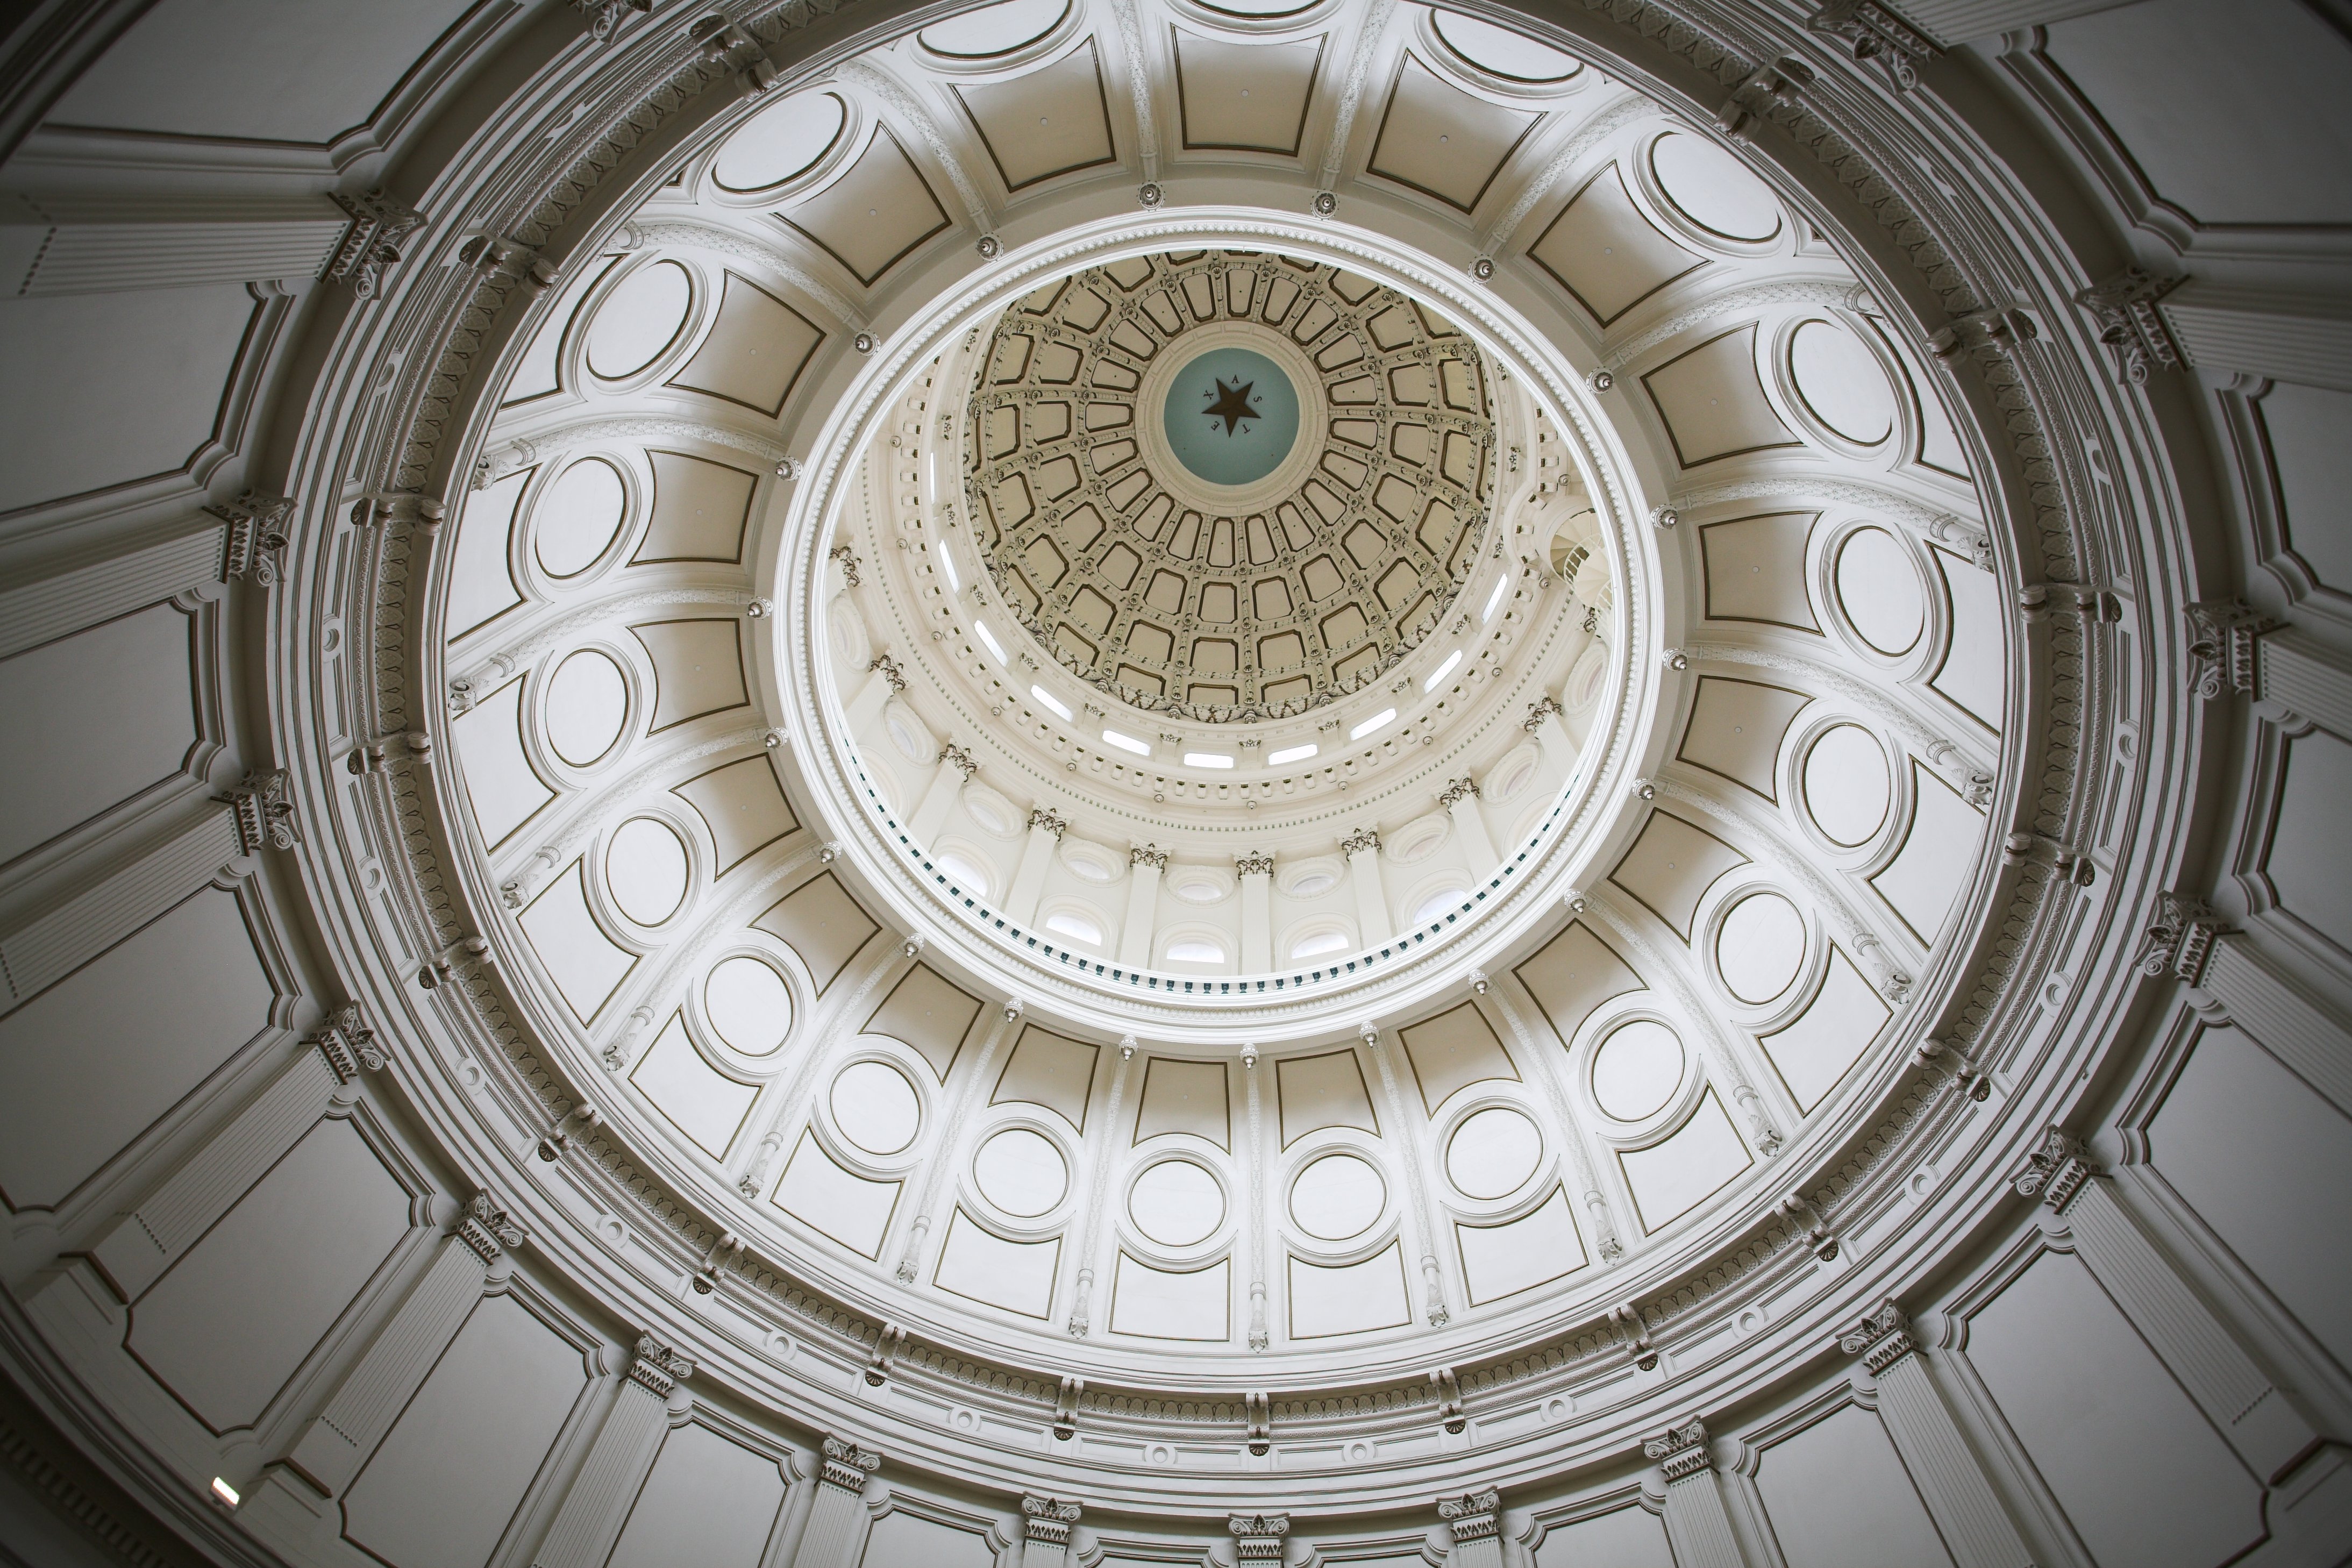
[1350,708,1396,740]
[938,545,959,591]
[1165,937,1226,964]
[211,1478,241,1508]
[1423,650,1463,691]
[1184,752,1235,769]
[1102,728,1152,757]
[1482,574,1509,622]
[1030,685,1073,721]
[974,622,1007,664]
[1267,742,1317,766]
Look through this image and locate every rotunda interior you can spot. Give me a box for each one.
[0,1,2348,1566]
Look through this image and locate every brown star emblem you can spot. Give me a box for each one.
[1202,376,1260,436]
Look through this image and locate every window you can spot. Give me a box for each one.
[1423,650,1462,691]
[1184,752,1235,769]
[1483,575,1509,622]
[1350,708,1395,740]
[1030,685,1072,721]
[1165,937,1226,965]
[1102,728,1152,756]
[1413,887,1470,924]
[974,622,1007,664]
[1267,743,1317,766]
[938,546,959,591]
[936,849,991,896]
[1044,910,1103,946]
[1289,930,1350,961]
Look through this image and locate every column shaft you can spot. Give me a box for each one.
[790,1439,879,1567]
[909,750,972,842]
[1239,865,1272,971]
[1865,1345,2035,1568]
[2201,934,2352,1117]
[1646,1423,1746,1568]
[1346,843,1391,944]
[530,1342,692,1568]
[1445,792,1498,878]
[1898,0,2137,43]
[2162,283,2352,393]
[1118,856,1163,966]
[1005,819,1060,924]
[91,1043,339,1300]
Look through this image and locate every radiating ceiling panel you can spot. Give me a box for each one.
[1365,53,1539,213]
[631,619,748,731]
[1274,1049,1380,1146]
[1527,163,1706,326]
[778,131,952,286]
[1642,323,1799,467]
[863,965,986,1080]
[1676,676,1813,801]
[1396,1001,1518,1115]
[676,755,801,875]
[1134,1056,1231,1148]
[1609,809,1748,940]
[1699,511,1821,632]
[635,450,758,565]
[665,272,823,416]
[990,1025,1101,1131]
[751,871,879,990]
[1174,28,1323,154]
[952,41,1118,190]
[1513,921,1643,1047]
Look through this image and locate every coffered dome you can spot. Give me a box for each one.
[970,250,1494,720]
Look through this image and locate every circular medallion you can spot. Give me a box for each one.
[1161,346,1300,487]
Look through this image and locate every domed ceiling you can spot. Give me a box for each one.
[243,0,2073,1511]
[969,251,1493,719]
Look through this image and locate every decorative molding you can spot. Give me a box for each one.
[2183,598,2276,699]
[626,1334,696,1398]
[1235,851,1275,876]
[1229,1512,1289,1561]
[1022,1493,1082,1545]
[1837,1299,1918,1375]
[937,743,978,781]
[325,189,426,300]
[208,492,294,587]
[1339,826,1380,857]
[454,1191,526,1265]
[572,0,652,42]
[1807,1,1940,91]
[819,1435,882,1494]
[1436,1486,1501,1542]
[305,1002,386,1083]
[2073,267,2184,384]
[1522,695,1563,731]
[831,543,864,588]
[2137,891,2225,986]
[1129,843,1168,869]
[869,652,907,693]
[1029,807,1070,840]
[1643,1417,1713,1484]
[1436,776,1480,808]
[220,769,299,852]
[2012,1126,2095,1214]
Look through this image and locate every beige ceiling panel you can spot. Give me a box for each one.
[1870,762,1984,944]
[1457,1186,1585,1305]
[519,861,636,1022]
[779,131,952,286]
[991,1025,1102,1132]
[1609,809,1749,941]
[1619,1088,1750,1232]
[1134,1056,1231,1148]
[1364,55,1540,211]
[630,618,747,731]
[1109,1253,1230,1341]
[751,871,879,990]
[1699,511,1821,632]
[1397,1001,1519,1115]
[635,450,758,565]
[1759,947,1889,1112]
[1512,921,1642,1046]
[629,1011,758,1159]
[1275,1049,1379,1147]
[665,272,822,416]
[1173,29,1324,154]
[862,965,986,1081]
[678,755,801,874]
[1642,324,1799,468]
[774,1130,900,1258]
[1528,164,1706,326]
[934,1209,1060,1318]
[1288,1242,1411,1337]
[452,676,552,849]
[1676,676,1813,800]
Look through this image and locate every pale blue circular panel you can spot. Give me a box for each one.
[1161,347,1300,487]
